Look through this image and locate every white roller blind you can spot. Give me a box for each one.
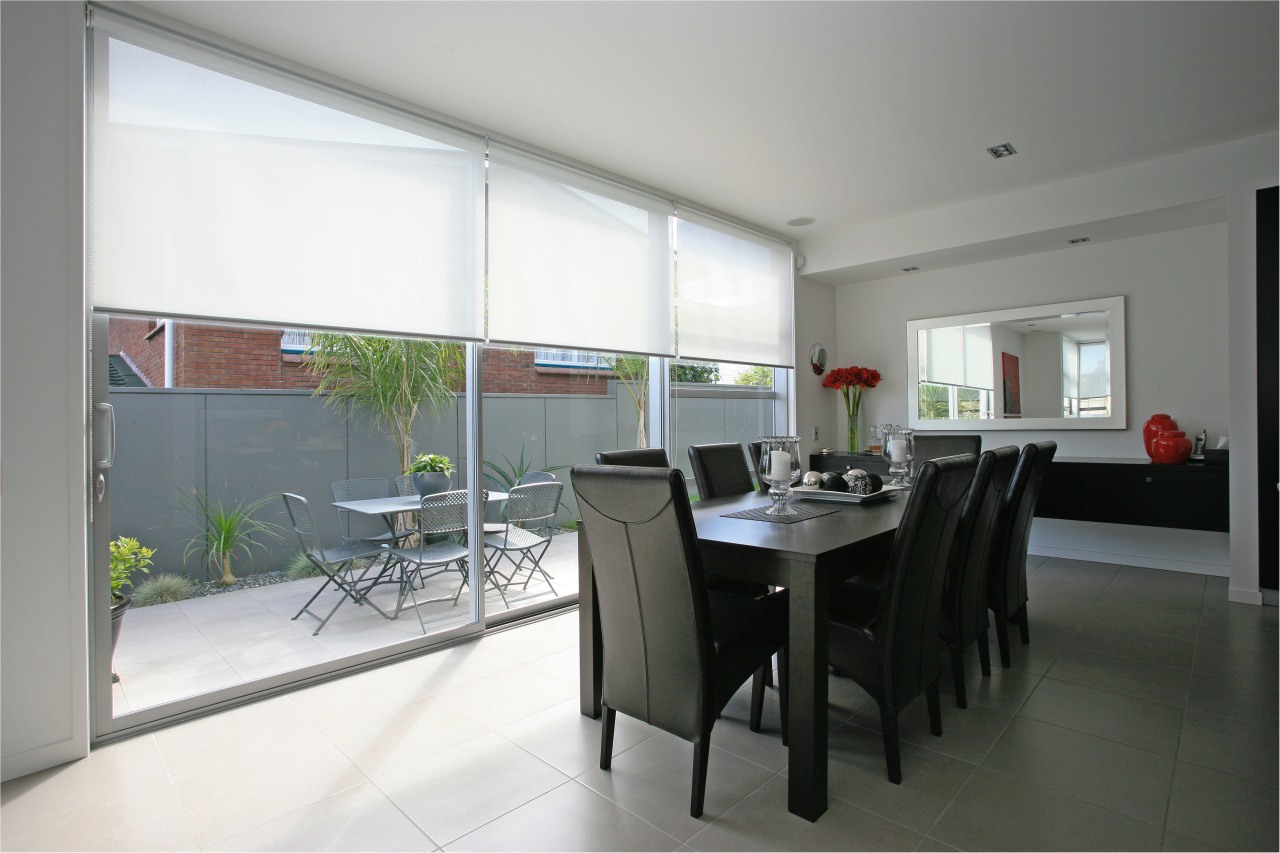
[487,146,675,356]
[963,325,994,390]
[921,324,993,390]
[675,211,794,367]
[91,28,485,340]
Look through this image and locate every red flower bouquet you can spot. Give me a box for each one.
[823,366,882,453]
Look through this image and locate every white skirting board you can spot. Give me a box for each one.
[1028,518,1230,577]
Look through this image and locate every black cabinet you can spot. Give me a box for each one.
[808,453,890,477]
[1036,456,1229,533]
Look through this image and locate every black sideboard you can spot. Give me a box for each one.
[809,453,1229,533]
[1036,456,1229,532]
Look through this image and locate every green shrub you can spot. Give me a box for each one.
[131,573,195,606]
[109,536,155,600]
[284,552,323,579]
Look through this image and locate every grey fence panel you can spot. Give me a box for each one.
[110,387,778,579]
[109,390,205,586]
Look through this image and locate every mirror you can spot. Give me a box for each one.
[809,342,828,375]
[906,296,1126,430]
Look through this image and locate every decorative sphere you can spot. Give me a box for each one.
[866,473,884,492]
[819,471,849,492]
[844,468,874,495]
[802,471,823,488]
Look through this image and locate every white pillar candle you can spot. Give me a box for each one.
[889,438,908,462]
[769,450,792,482]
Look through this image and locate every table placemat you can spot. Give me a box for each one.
[721,504,839,524]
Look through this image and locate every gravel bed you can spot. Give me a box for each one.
[188,570,297,598]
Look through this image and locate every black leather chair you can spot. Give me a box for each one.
[827,453,977,783]
[571,465,787,818]
[746,441,767,493]
[594,447,670,467]
[688,443,756,500]
[939,445,1019,708]
[912,434,981,481]
[988,440,1057,667]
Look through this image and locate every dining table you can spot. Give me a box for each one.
[577,487,908,822]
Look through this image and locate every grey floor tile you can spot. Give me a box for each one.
[914,838,960,852]
[498,698,657,778]
[1018,676,1183,755]
[1068,622,1197,670]
[846,695,1012,766]
[1161,829,1223,851]
[445,781,682,852]
[1185,671,1280,729]
[826,722,978,834]
[1165,761,1280,852]
[576,731,775,843]
[1192,637,1279,686]
[686,775,922,852]
[938,654,1042,715]
[982,716,1174,826]
[932,767,1163,851]
[1178,708,1280,787]
[1083,599,1203,641]
[1046,647,1192,706]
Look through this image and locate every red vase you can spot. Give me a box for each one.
[1151,429,1192,464]
[1143,414,1178,459]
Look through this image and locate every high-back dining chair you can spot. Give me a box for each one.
[912,435,981,480]
[688,442,756,500]
[988,440,1057,666]
[939,445,1019,708]
[827,453,977,783]
[746,441,767,493]
[571,464,787,818]
[594,447,670,467]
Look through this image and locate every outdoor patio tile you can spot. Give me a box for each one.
[374,731,567,846]
[205,781,434,852]
[152,694,324,779]
[0,780,198,852]
[577,731,776,843]
[171,729,369,848]
[446,780,682,852]
[685,774,922,852]
[0,734,170,838]
[317,693,492,779]
[497,698,657,778]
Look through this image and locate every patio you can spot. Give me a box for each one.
[111,530,580,715]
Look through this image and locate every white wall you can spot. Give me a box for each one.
[824,223,1232,573]
[793,276,838,461]
[1,2,90,780]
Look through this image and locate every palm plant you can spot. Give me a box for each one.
[483,445,568,491]
[181,489,283,585]
[306,333,465,476]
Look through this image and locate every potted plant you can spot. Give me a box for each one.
[109,535,155,682]
[406,453,456,496]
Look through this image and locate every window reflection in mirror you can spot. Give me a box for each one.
[907,297,1126,431]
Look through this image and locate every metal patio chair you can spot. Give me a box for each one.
[282,493,392,635]
[483,480,562,596]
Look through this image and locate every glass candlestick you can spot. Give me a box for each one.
[757,435,802,515]
[881,426,915,487]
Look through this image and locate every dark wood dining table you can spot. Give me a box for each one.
[577,488,908,822]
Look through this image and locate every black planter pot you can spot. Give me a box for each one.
[110,595,130,683]
[412,471,451,497]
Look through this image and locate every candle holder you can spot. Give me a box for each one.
[757,435,802,516]
[880,426,915,487]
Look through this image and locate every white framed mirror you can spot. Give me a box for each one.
[906,296,1126,430]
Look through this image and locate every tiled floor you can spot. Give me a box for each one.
[3,557,1276,851]
[111,532,581,714]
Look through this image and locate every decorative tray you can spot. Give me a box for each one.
[791,484,906,505]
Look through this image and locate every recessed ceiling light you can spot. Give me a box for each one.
[787,217,816,227]
[901,266,920,272]
[987,143,1017,159]
[1068,237,1091,244]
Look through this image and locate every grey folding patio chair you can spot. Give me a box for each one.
[386,489,507,631]
[332,477,412,547]
[483,480,562,596]
[282,493,392,635]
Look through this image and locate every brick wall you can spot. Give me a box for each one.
[110,319,612,394]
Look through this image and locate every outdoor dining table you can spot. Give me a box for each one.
[577,488,908,822]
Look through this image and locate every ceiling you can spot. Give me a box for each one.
[135,1,1277,260]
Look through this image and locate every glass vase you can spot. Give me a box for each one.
[880,426,915,487]
[757,435,802,516]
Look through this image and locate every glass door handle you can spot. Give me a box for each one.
[95,402,115,469]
